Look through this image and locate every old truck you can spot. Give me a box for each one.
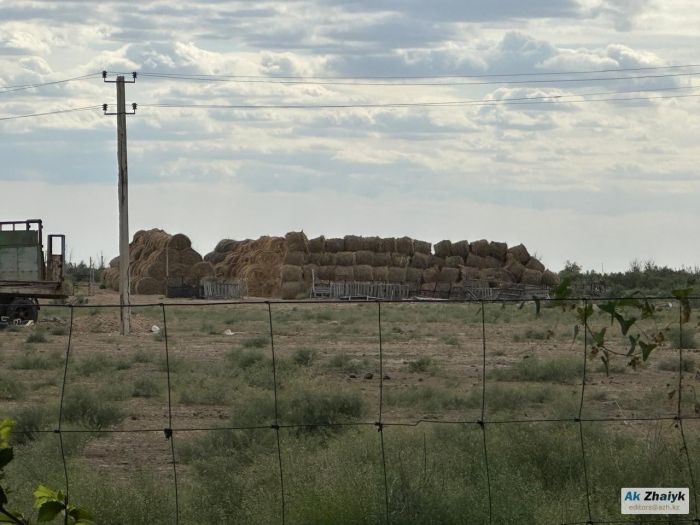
[0,220,67,324]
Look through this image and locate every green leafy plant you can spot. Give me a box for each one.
[0,418,94,524]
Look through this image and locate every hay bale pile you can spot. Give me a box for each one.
[199,233,559,298]
[103,229,208,295]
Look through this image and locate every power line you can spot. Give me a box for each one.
[141,88,700,112]
[0,73,101,94]
[115,62,700,81]
[0,105,101,122]
[134,69,700,87]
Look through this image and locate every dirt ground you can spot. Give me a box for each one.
[2,289,698,483]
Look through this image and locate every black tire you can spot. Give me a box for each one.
[7,298,39,324]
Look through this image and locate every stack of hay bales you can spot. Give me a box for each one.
[102,229,210,295]
[203,236,288,298]
[200,232,559,299]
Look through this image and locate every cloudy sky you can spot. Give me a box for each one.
[1,0,699,271]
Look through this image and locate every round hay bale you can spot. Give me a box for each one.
[325,238,345,253]
[308,236,325,253]
[521,268,543,286]
[178,248,203,267]
[542,270,560,286]
[451,240,470,258]
[344,235,362,252]
[168,233,191,251]
[508,244,531,265]
[439,267,460,283]
[109,256,119,268]
[285,231,309,253]
[504,254,526,281]
[361,236,382,252]
[445,255,464,268]
[355,250,374,266]
[390,253,409,267]
[308,252,324,265]
[480,268,500,283]
[381,238,396,253]
[320,252,337,266]
[187,261,215,284]
[204,251,226,265]
[422,266,440,283]
[284,251,308,266]
[336,252,355,266]
[414,240,431,255]
[354,265,374,282]
[388,267,406,282]
[405,267,422,283]
[395,237,414,255]
[483,256,502,269]
[410,252,431,270]
[431,256,445,268]
[318,266,335,281]
[374,266,389,281]
[334,266,355,281]
[470,239,490,257]
[460,266,481,282]
[373,252,390,267]
[526,257,545,273]
[281,265,303,283]
[488,241,508,261]
[281,281,309,300]
[135,277,165,295]
[215,239,238,253]
[302,264,318,283]
[434,240,452,258]
[465,254,486,269]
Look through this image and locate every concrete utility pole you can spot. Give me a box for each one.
[103,71,137,335]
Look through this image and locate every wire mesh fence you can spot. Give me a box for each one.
[3,296,700,524]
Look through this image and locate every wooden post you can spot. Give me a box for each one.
[116,76,131,335]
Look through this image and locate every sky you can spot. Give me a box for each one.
[1,0,699,272]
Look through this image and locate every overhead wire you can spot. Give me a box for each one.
[111,62,700,80]
[0,105,101,122]
[0,73,102,94]
[133,70,700,87]
[140,86,700,112]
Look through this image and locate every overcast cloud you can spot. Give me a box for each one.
[1,0,699,271]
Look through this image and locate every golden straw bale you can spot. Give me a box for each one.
[388,267,406,282]
[354,265,374,282]
[374,266,389,281]
[325,238,345,253]
[355,250,374,266]
[434,240,452,258]
[451,240,470,258]
[470,239,490,257]
[508,244,531,265]
[285,231,309,253]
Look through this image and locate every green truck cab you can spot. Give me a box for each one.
[0,220,66,324]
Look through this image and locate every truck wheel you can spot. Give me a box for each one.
[7,298,39,324]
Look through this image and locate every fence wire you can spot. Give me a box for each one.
[8,296,700,524]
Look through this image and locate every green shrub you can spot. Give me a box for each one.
[292,347,317,367]
[11,350,63,370]
[492,356,582,383]
[62,391,123,430]
[48,325,67,336]
[658,356,696,373]
[75,353,115,376]
[408,357,435,373]
[0,373,27,400]
[227,348,265,369]
[25,331,48,343]
[10,405,52,444]
[327,352,369,375]
[241,336,268,349]
[132,377,163,398]
[668,326,698,349]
